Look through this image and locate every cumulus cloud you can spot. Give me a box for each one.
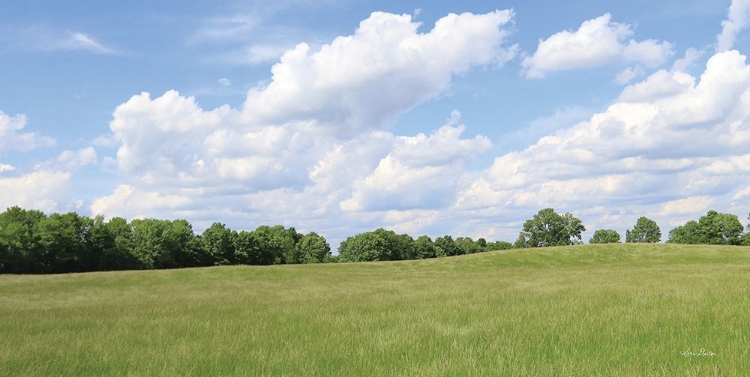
[90,185,192,220]
[340,116,492,212]
[93,10,517,239]
[0,111,55,151]
[0,170,71,213]
[522,13,673,78]
[53,147,98,170]
[0,164,15,172]
[458,50,750,239]
[717,0,750,52]
[242,10,518,135]
[102,10,515,193]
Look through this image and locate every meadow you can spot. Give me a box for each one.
[1,243,748,376]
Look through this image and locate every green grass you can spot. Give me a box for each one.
[2,243,749,376]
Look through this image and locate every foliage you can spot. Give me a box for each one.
[295,232,332,264]
[589,229,621,244]
[668,210,744,245]
[516,208,586,247]
[0,207,332,274]
[625,217,661,243]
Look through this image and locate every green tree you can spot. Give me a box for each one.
[233,230,267,265]
[486,241,513,250]
[516,208,586,247]
[455,237,481,255]
[667,221,700,244]
[434,235,460,257]
[201,222,235,265]
[589,229,621,244]
[130,219,197,269]
[295,232,331,263]
[338,231,390,262]
[0,206,46,273]
[251,225,303,264]
[626,217,661,243]
[667,210,743,245]
[414,235,436,259]
[97,217,142,270]
[35,212,95,273]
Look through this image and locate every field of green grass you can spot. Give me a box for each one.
[2,243,749,376]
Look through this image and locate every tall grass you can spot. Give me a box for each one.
[1,243,748,376]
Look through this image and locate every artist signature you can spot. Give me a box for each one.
[680,348,716,357]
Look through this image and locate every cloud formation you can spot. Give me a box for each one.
[459,50,750,235]
[0,111,55,151]
[93,10,515,239]
[717,0,750,52]
[522,13,672,79]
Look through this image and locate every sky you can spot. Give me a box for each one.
[2,0,750,248]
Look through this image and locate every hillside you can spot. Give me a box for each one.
[2,244,748,376]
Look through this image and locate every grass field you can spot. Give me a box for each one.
[2,243,749,376]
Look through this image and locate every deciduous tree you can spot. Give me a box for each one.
[626,217,661,243]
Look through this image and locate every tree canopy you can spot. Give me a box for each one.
[515,208,586,248]
[589,229,621,244]
[667,210,743,245]
[626,217,661,243]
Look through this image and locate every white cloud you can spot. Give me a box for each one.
[242,10,517,135]
[614,66,644,85]
[0,111,55,151]
[64,31,119,54]
[0,170,71,213]
[91,185,192,220]
[522,13,673,78]
[103,9,515,194]
[717,0,750,52]
[671,48,705,72]
[16,27,120,54]
[53,147,98,170]
[458,50,750,240]
[0,164,15,172]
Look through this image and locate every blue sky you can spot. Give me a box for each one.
[2,0,750,247]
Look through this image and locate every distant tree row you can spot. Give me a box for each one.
[337,228,512,262]
[0,206,332,274]
[4,206,750,274]
[518,208,750,247]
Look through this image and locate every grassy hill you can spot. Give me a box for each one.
[1,244,748,376]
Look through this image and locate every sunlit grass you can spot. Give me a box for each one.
[1,243,749,376]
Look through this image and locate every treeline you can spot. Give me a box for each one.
[3,206,750,274]
[0,206,333,274]
[516,208,750,247]
[338,228,512,262]
[0,206,511,274]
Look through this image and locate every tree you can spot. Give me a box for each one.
[589,229,621,244]
[455,237,481,255]
[338,231,390,262]
[35,212,95,273]
[434,235,460,257]
[201,222,235,265]
[0,206,45,273]
[295,232,331,264]
[414,235,436,259]
[626,217,661,243]
[97,217,142,270]
[667,210,743,245]
[485,241,513,251]
[516,208,586,247]
[667,221,700,244]
[233,230,267,265]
